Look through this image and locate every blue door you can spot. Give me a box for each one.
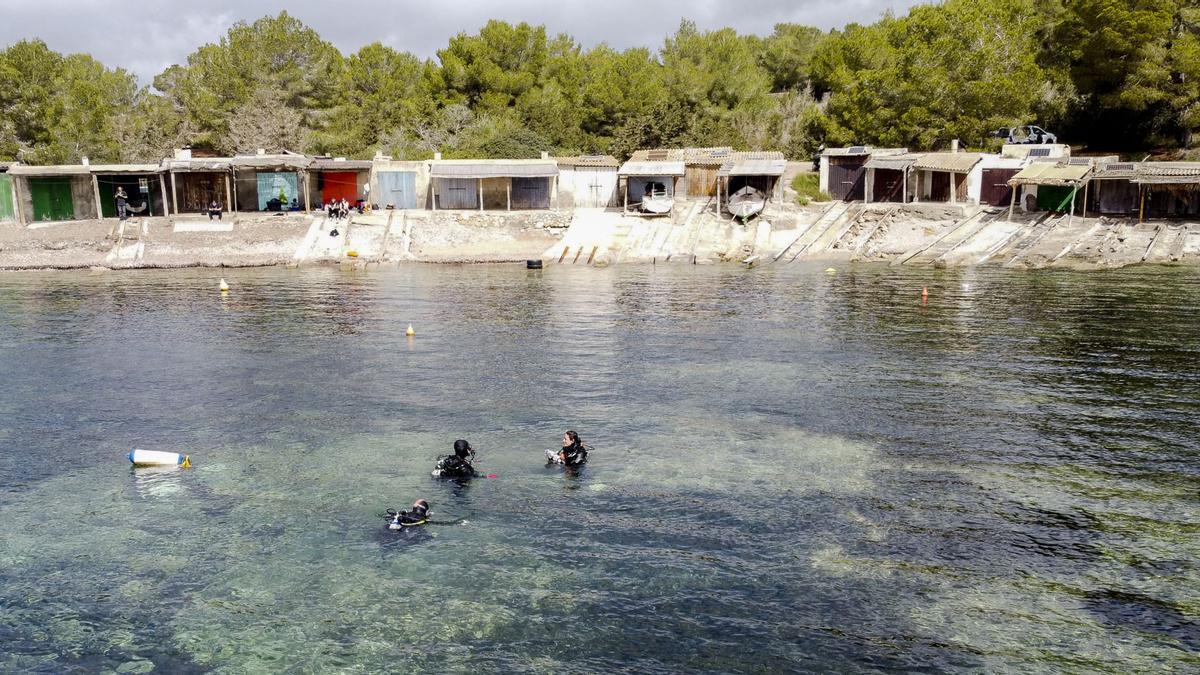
[378,171,417,209]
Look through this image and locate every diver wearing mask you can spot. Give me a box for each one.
[386,499,430,530]
[433,439,480,479]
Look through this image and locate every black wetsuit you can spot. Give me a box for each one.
[433,454,478,479]
[388,508,429,529]
[560,443,588,467]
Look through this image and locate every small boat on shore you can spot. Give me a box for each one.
[727,186,765,220]
[640,182,673,215]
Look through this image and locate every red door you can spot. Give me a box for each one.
[981,169,1018,206]
[320,172,359,203]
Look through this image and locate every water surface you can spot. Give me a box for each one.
[0,263,1197,673]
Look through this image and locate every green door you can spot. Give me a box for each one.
[0,174,13,221]
[1036,185,1076,212]
[30,177,75,221]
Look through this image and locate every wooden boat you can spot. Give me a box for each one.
[727,185,765,219]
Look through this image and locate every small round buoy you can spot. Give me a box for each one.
[406,324,415,337]
[219,278,229,293]
[921,286,929,298]
[526,259,543,269]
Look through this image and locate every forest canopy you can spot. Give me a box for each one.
[1,0,1196,165]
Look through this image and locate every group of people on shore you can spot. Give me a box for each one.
[385,431,590,532]
[325,198,358,221]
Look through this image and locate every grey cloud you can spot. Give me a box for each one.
[0,0,922,84]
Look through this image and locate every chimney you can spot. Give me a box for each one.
[951,139,960,153]
[540,151,550,160]
[81,156,90,166]
[174,148,192,160]
[434,152,442,160]
[257,148,266,156]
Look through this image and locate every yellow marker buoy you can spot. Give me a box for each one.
[346,250,359,258]
[405,324,415,337]
[219,278,230,293]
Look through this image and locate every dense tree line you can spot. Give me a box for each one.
[1,1,1196,165]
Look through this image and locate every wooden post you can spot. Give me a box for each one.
[158,175,170,217]
[91,174,104,219]
[224,173,232,214]
[1068,184,1076,228]
[506,179,511,211]
[1007,182,1018,222]
[623,178,628,213]
[1081,180,1088,220]
[302,171,311,212]
[551,175,557,210]
[231,170,239,213]
[1138,185,1145,224]
[478,178,483,211]
[12,175,26,226]
[902,167,908,204]
[949,172,957,204]
[170,171,179,215]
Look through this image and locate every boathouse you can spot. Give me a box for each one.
[716,152,787,216]
[8,163,94,223]
[1006,161,1093,218]
[166,151,233,216]
[617,157,685,216]
[92,164,169,219]
[1135,163,1200,220]
[555,155,619,208]
[371,156,428,210]
[0,162,15,222]
[308,157,372,209]
[819,147,909,201]
[232,151,310,212]
[428,158,558,210]
[1085,159,1138,216]
[911,152,984,205]
[862,154,919,203]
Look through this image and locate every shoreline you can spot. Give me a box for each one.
[1,203,1197,272]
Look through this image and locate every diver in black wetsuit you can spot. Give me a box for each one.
[546,430,589,468]
[386,499,430,530]
[432,439,480,479]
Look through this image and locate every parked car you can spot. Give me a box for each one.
[992,125,1057,144]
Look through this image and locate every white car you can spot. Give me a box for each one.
[993,125,1057,144]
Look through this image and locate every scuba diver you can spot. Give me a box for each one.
[432,439,480,479]
[385,499,430,530]
[545,430,589,468]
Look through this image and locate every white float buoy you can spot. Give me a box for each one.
[406,324,415,337]
[128,448,191,468]
[219,278,230,293]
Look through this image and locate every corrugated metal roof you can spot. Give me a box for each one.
[90,164,163,174]
[231,154,311,169]
[618,160,686,176]
[912,153,983,173]
[1135,162,1200,184]
[630,147,733,165]
[1093,161,1137,180]
[9,164,92,175]
[429,160,558,179]
[718,158,788,176]
[309,158,373,171]
[1008,162,1091,185]
[863,154,920,170]
[822,146,909,157]
[555,155,620,168]
[167,158,232,172]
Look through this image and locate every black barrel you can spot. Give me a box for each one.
[526,260,544,269]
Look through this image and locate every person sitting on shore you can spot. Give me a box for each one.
[546,430,589,468]
[433,440,480,479]
[385,499,430,530]
[207,199,223,221]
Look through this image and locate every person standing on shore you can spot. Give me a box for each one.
[115,186,129,221]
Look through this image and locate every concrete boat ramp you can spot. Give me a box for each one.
[545,201,1200,270]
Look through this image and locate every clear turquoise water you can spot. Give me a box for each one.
[0,263,1196,673]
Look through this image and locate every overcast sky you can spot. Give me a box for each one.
[0,0,925,86]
